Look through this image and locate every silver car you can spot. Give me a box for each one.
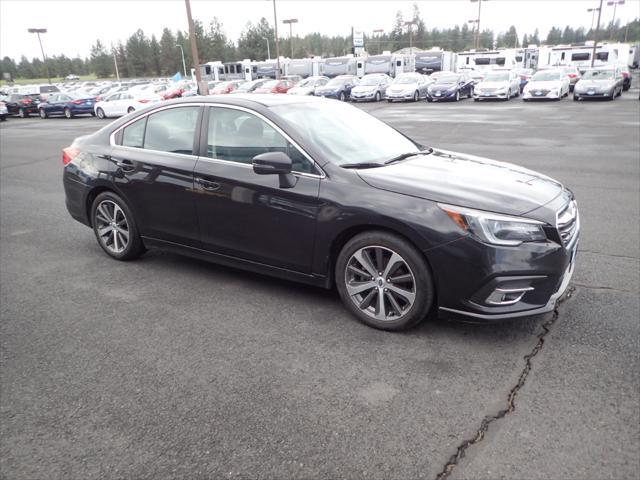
[573,67,624,101]
[386,73,432,102]
[350,74,391,102]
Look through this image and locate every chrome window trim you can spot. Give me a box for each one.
[109,101,326,179]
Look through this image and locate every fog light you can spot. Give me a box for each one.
[486,287,534,306]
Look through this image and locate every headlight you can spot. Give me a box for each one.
[438,203,547,246]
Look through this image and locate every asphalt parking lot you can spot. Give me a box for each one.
[1,90,639,479]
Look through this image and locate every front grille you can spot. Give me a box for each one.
[533,89,550,95]
[557,200,579,247]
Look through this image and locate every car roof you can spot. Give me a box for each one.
[169,93,325,108]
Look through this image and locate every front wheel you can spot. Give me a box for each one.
[413,91,419,102]
[454,91,460,102]
[339,92,346,102]
[96,107,106,119]
[91,191,145,261]
[64,108,73,119]
[335,231,434,331]
[374,91,381,102]
[39,109,48,119]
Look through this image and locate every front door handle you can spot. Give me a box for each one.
[195,177,221,191]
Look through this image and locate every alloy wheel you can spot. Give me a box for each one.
[64,108,72,119]
[94,200,130,254]
[97,108,105,119]
[39,109,47,119]
[344,246,416,322]
[413,91,419,102]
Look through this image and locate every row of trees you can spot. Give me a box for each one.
[2,5,639,81]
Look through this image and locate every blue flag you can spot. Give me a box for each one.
[171,72,182,82]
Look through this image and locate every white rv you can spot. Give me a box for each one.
[414,49,456,74]
[537,43,624,72]
[287,57,325,78]
[456,49,522,72]
[323,56,357,77]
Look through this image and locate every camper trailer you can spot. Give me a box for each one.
[456,49,521,72]
[323,56,357,77]
[414,49,456,74]
[200,61,224,81]
[287,57,325,78]
[537,43,623,72]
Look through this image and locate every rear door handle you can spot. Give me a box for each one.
[114,159,135,171]
[195,177,221,191]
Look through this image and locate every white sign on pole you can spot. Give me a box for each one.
[353,30,364,48]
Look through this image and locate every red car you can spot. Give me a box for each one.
[209,81,242,95]
[162,86,184,100]
[253,80,294,94]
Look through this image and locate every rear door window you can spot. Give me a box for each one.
[122,117,146,149]
[143,106,199,155]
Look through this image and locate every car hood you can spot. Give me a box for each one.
[356,148,564,216]
[388,83,418,91]
[316,86,340,93]
[288,86,314,95]
[526,80,562,89]
[576,79,614,88]
[476,81,508,89]
[430,83,456,90]
[352,85,378,92]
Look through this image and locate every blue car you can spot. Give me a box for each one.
[314,75,358,101]
[38,92,96,119]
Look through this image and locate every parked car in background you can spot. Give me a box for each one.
[4,93,40,117]
[282,75,303,84]
[473,70,521,101]
[253,79,295,94]
[426,73,474,102]
[162,83,187,100]
[314,75,358,101]
[0,99,8,120]
[62,95,579,331]
[181,83,199,97]
[287,76,329,95]
[65,74,80,81]
[385,73,432,102]
[350,74,392,102]
[38,92,96,118]
[17,84,60,101]
[561,66,581,91]
[94,91,161,118]
[620,66,632,91]
[517,68,534,93]
[522,69,570,101]
[232,78,270,94]
[573,67,623,101]
[209,81,243,95]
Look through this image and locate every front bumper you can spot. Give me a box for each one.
[427,90,456,101]
[474,91,509,100]
[315,92,341,99]
[386,91,415,101]
[351,91,378,102]
[574,89,613,99]
[433,201,579,322]
[523,90,561,100]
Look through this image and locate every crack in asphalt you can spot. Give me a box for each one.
[434,287,576,480]
[571,282,639,294]
[578,249,639,261]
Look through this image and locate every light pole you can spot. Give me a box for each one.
[470,0,487,50]
[468,19,479,49]
[607,0,625,40]
[271,0,281,79]
[27,28,50,84]
[373,28,383,55]
[283,18,298,59]
[184,0,207,94]
[591,0,604,67]
[263,37,271,59]
[588,7,600,32]
[113,51,120,81]
[404,21,416,55]
[176,44,187,78]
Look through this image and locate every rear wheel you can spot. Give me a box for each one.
[39,109,47,119]
[335,231,434,331]
[96,107,106,119]
[339,92,346,102]
[374,91,381,102]
[413,91,419,102]
[64,108,72,119]
[18,108,28,118]
[454,91,460,102]
[91,192,144,261]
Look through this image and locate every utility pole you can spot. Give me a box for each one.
[27,28,50,84]
[263,37,271,59]
[608,0,625,40]
[470,0,487,50]
[176,44,187,77]
[283,18,298,59]
[591,0,604,67]
[588,7,600,32]
[272,0,281,79]
[404,21,416,56]
[113,51,120,81]
[184,0,207,94]
[373,29,383,55]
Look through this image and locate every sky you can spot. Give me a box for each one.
[1,0,639,60]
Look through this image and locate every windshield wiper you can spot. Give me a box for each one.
[384,148,433,165]
[340,162,385,169]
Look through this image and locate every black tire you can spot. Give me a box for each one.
[39,109,47,119]
[127,106,135,113]
[96,107,106,119]
[91,191,145,261]
[339,92,346,102]
[474,98,480,102]
[0,116,6,121]
[335,231,434,331]
[454,91,460,102]
[413,91,419,102]
[18,108,27,118]
[573,95,579,101]
[64,108,72,119]
[375,91,381,102]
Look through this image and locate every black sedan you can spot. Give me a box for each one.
[62,95,579,331]
[314,75,358,101]
[426,73,474,102]
[4,93,40,117]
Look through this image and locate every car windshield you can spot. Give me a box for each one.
[272,101,422,166]
[582,70,615,80]
[435,75,459,83]
[260,80,279,88]
[326,78,347,87]
[532,71,562,81]
[237,81,258,91]
[394,76,419,84]
[482,72,509,82]
[297,78,315,87]
[360,76,384,86]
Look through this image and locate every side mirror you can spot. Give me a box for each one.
[252,151,297,189]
